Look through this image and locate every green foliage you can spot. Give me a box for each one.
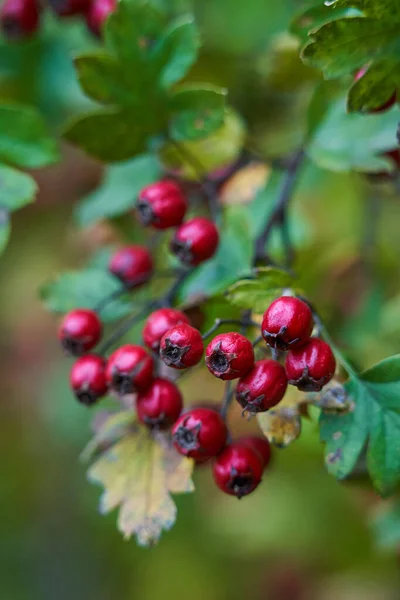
[0,164,37,211]
[371,500,400,549]
[225,267,293,314]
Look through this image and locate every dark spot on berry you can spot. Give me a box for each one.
[136,200,155,226]
[160,338,190,367]
[170,238,193,266]
[111,372,134,395]
[61,336,82,357]
[228,467,256,499]
[173,421,201,453]
[76,390,98,406]
[209,349,230,374]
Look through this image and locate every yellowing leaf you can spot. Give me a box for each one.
[257,406,301,448]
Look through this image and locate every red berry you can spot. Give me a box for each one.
[170,217,219,266]
[236,359,287,413]
[235,436,271,469]
[212,443,264,498]
[70,354,107,406]
[59,308,102,356]
[285,338,336,392]
[85,0,115,36]
[172,407,227,460]
[105,344,153,395]
[142,308,190,351]
[205,332,254,380]
[159,324,204,369]
[137,180,188,230]
[0,0,40,40]
[137,378,183,429]
[49,0,90,17]
[354,67,396,113]
[109,245,153,289]
[261,296,313,351]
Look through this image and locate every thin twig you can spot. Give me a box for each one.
[221,381,234,421]
[98,304,155,355]
[201,317,257,340]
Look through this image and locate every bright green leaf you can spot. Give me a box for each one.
[225,267,293,314]
[169,85,226,141]
[0,164,37,210]
[154,17,200,88]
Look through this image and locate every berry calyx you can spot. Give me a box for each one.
[285,338,336,392]
[235,436,271,469]
[58,308,102,356]
[0,0,40,40]
[85,0,115,36]
[354,67,396,113]
[70,354,107,406]
[170,217,219,266]
[172,408,227,460]
[235,359,287,413]
[48,0,90,17]
[205,332,254,380]
[109,245,153,289]
[137,378,183,429]
[105,344,154,395]
[160,324,204,369]
[137,180,188,230]
[212,443,264,498]
[142,308,190,351]
[261,296,313,351]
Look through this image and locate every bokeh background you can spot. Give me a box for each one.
[2,0,400,598]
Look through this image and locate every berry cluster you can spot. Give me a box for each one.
[0,0,116,40]
[57,179,337,500]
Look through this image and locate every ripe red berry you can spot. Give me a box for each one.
[48,0,90,17]
[170,217,219,266]
[159,324,204,369]
[85,0,115,36]
[105,344,154,395]
[59,308,102,356]
[70,354,107,406]
[236,359,287,413]
[205,332,254,380]
[261,296,313,351]
[354,67,396,113]
[136,378,183,429]
[109,245,153,289]
[142,308,190,351]
[235,436,271,469]
[285,338,336,392]
[172,407,227,460]
[212,443,264,498]
[137,180,188,230]
[0,0,40,40]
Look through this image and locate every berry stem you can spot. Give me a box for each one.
[94,285,130,313]
[220,380,234,422]
[201,317,257,340]
[159,268,194,307]
[97,304,156,355]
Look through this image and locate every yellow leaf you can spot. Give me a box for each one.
[257,406,301,448]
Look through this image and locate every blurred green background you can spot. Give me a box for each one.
[2,0,400,598]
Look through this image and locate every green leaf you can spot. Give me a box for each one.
[154,17,200,88]
[0,104,59,168]
[40,268,134,322]
[0,164,37,210]
[75,154,162,227]
[348,59,400,112]
[0,209,10,255]
[371,500,400,549]
[291,3,361,42]
[320,355,400,496]
[169,85,226,141]
[226,267,294,314]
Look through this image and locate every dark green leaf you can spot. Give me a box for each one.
[226,267,294,313]
[169,85,226,141]
[154,17,200,88]
[348,59,400,112]
[0,164,37,210]
[291,3,361,42]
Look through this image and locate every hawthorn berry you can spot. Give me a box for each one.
[136,378,183,429]
[261,296,313,351]
[85,0,115,36]
[109,245,153,289]
[105,344,154,395]
[205,332,254,380]
[172,407,227,460]
[236,436,271,469]
[212,443,264,498]
[0,0,40,40]
[160,324,204,369]
[70,354,107,406]
[142,308,190,351]
[48,0,90,17]
[285,337,336,392]
[136,180,188,230]
[354,67,396,112]
[170,217,219,266]
[59,308,102,356]
[235,359,287,413]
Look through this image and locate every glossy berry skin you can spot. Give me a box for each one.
[213,444,264,498]
[59,309,102,356]
[236,359,287,413]
[105,344,154,395]
[205,332,254,381]
[172,408,227,460]
[160,324,204,369]
[236,436,271,469]
[70,354,107,406]
[109,245,153,289]
[170,217,219,266]
[285,338,336,392]
[355,67,396,113]
[85,0,115,36]
[136,378,183,429]
[142,308,190,351]
[0,0,40,40]
[137,180,188,230]
[49,0,90,17]
[261,296,313,351]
